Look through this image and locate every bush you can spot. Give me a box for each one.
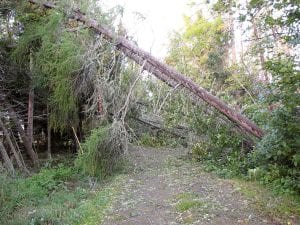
[247,58,300,194]
[191,141,209,160]
[76,121,127,178]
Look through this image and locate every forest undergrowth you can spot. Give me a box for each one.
[0,153,128,225]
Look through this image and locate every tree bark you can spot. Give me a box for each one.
[0,118,29,173]
[47,105,51,159]
[252,19,268,83]
[27,50,34,151]
[27,88,34,148]
[8,108,39,166]
[28,0,264,139]
[0,141,15,175]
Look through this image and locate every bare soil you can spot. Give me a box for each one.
[102,146,287,225]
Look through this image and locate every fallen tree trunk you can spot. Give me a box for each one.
[28,0,264,139]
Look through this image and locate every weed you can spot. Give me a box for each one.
[0,159,119,225]
[232,179,300,224]
[175,192,205,212]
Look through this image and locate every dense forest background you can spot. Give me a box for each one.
[0,0,299,224]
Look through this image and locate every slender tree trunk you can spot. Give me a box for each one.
[27,88,34,148]
[8,108,39,166]
[47,105,51,159]
[27,50,34,150]
[252,19,268,83]
[230,18,236,64]
[0,141,15,175]
[0,118,29,173]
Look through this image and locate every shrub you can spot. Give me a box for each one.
[248,58,300,194]
[191,141,209,160]
[76,121,127,178]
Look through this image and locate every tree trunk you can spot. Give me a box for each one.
[252,19,268,83]
[28,0,264,139]
[27,88,34,150]
[27,50,34,150]
[47,105,51,159]
[0,141,15,175]
[0,118,29,173]
[8,108,39,166]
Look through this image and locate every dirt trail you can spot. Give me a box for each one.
[103,146,275,225]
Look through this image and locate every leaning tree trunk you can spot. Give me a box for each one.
[0,141,15,175]
[0,118,29,173]
[28,0,264,139]
[8,108,39,166]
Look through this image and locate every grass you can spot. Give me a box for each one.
[191,149,300,224]
[175,192,205,212]
[232,179,300,224]
[138,132,181,148]
[0,158,122,225]
[172,192,211,224]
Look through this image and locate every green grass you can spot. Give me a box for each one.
[232,179,300,224]
[175,192,205,212]
[0,160,121,225]
[138,132,181,148]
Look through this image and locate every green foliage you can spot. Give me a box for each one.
[165,1,299,194]
[166,15,229,89]
[138,132,180,148]
[76,125,109,177]
[193,56,300,193]
[0,164,75,223]
[213,0,236,13]
[35,31,85,131]
[247,0,299,43]
[233,180,300,224]
[12,10,62,67]
[0,163,117,225]
[174,192,204,212]
[12,9,87,131]
[165,12,249,167]
[76,122,126,178]
[191,140,209,160]
[249,57,300,194]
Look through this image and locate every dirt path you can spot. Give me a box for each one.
[103,146,276,225]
